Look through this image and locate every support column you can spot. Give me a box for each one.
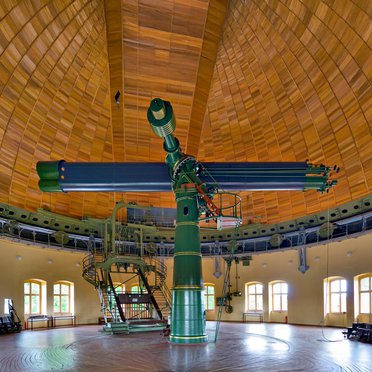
[170,184,208,344]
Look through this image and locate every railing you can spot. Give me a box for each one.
[149,257,172,310]
[97,287,112,324]
[82,251,172,323]
[82,251,105,286]
[198,192,242,230]
[122,303,151,320]
[1,212,371,257]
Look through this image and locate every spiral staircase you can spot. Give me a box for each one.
[82,251,171,334]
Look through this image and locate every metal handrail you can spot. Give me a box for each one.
[1,212,371,256]
[150,257,172,308]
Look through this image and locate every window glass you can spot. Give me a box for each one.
[207,296,214,310]
[281,295,288,311]
[248,285,255,294]
[115,285,124,294]
[248,296,256,310]
[31,282,40,294]
[273,283,281,294]
[331,280,340,292]
[340,279,347,292]
[61,296,69,312]
[340,293,346,312]
[54,296,60,311]
[24,280,42,315]
[271,282,288,311]
[331,293,340,312]
[360,292,370,313]
[247,283,263,311]
[53,282,72,313]
[273,294,281,311]
[31,296,40,313]
[329,278,347,314]
[132,285,146,293]
[257,295,263,310]
[361,277,370,291]
[204,285,215,311]
[24,296,30,314]
[358,275,371,315]
[61,284,69,295]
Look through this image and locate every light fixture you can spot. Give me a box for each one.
[314,256,320,262]
[262,263,267,268]
[47,259,53,264]
[75,262,81,267]
[16,255,22,261]
[346,251,353,257]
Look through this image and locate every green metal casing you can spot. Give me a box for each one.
[170,185,208,343]
[36,161,63,192]
[147,98,207,344]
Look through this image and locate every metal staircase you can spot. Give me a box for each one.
[148,257,172,320]
[81,201,173,334]
[82,251,172,334]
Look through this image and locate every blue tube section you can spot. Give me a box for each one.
[59,162,170,191]
[37,161,327,192]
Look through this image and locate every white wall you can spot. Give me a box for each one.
[198,233,372,326]
[0,239,100,325]
[1,232,371,327]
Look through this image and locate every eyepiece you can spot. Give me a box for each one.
[147,98,176,138]
[150,98,166,120]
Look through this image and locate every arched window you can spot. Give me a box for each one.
[24,279,46,315]
[130,284,148,315]
[245,282,263,312]
[108,282,125,309]
[131,285,146,294]
[113,282,125,294]
[53,281,74,314]
[359,274,372,314]
[271,281,288,311]
[204,284,215,311]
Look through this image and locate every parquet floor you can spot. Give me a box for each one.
[0,322,370,371]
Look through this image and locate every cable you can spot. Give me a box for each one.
[318,191,344,343]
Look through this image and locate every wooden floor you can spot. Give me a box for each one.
[0,322,370,371]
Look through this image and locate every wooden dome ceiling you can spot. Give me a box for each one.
[0,0,370,224]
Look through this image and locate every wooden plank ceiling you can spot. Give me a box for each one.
[0,0,370,224]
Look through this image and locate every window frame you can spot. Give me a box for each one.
[271,281,288,312]
[204,283,215,311]
[246,282,263,312]
[359,275,372,314]
[329,278,347,314]
[53,281,72,315]
[24,280,42,315]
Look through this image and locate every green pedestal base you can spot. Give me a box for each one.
[169,334,208,344]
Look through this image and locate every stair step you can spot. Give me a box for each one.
[102,320,167,334]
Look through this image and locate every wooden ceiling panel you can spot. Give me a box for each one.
[0,0,115,218]
[0,0,370,224]
[121,0,211,162]
[199,0,371,223]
